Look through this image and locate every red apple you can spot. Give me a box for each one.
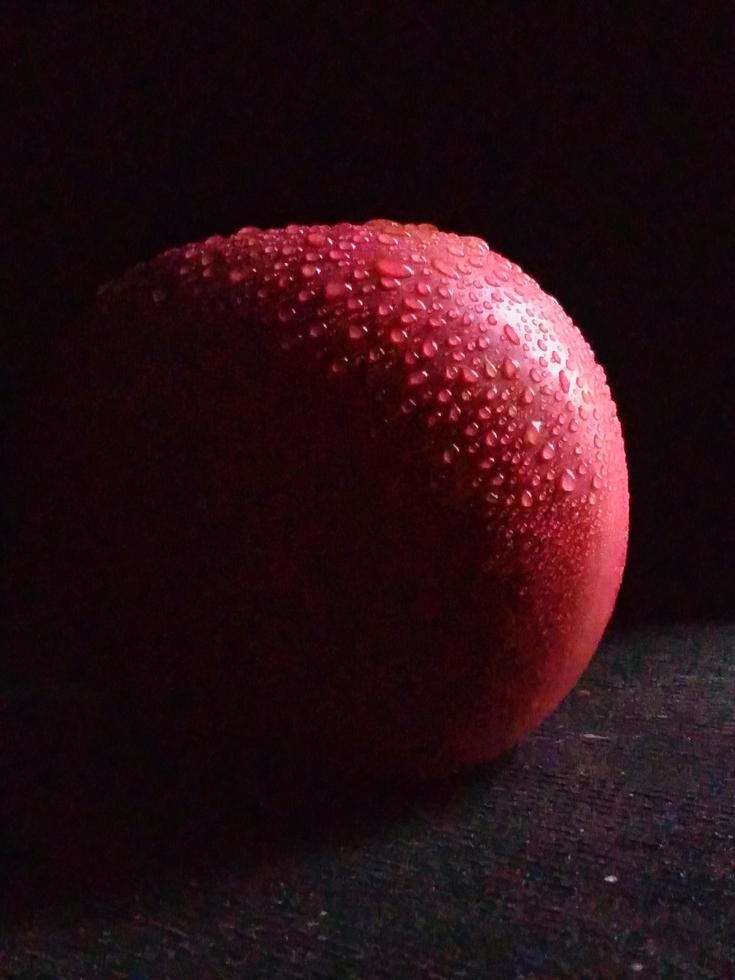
[8,219,628,788]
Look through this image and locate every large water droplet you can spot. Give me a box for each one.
[431,257,459,279]
[520,490,534,508]
[329,356,349,376]
[408,370,429,388]
[520,387,535,405]
[324,279,347,300]
[504,323,521,345]
[559,470,576,493]
[524,421,543,445]
[375,257,414,279]
[403,295,426,312]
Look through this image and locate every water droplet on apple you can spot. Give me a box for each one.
[524,421,543,445]
[375,257,413,279]
[559,470,576,493]
[520,387,535,405]
[432,257,459,279]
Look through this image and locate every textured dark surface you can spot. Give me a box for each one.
[1,622,733,978]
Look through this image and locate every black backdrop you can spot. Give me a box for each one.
[5,1,732,627]
[3,5,734,974]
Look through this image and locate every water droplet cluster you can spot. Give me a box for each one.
[100,218,626,581]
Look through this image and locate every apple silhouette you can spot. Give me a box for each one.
[8,219,628,790]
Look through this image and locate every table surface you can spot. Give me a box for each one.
[1,622,733,979]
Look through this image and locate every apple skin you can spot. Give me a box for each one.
[8,219,628,788]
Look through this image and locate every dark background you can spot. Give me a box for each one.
[4,1,732,626]
[2,3,733,977]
